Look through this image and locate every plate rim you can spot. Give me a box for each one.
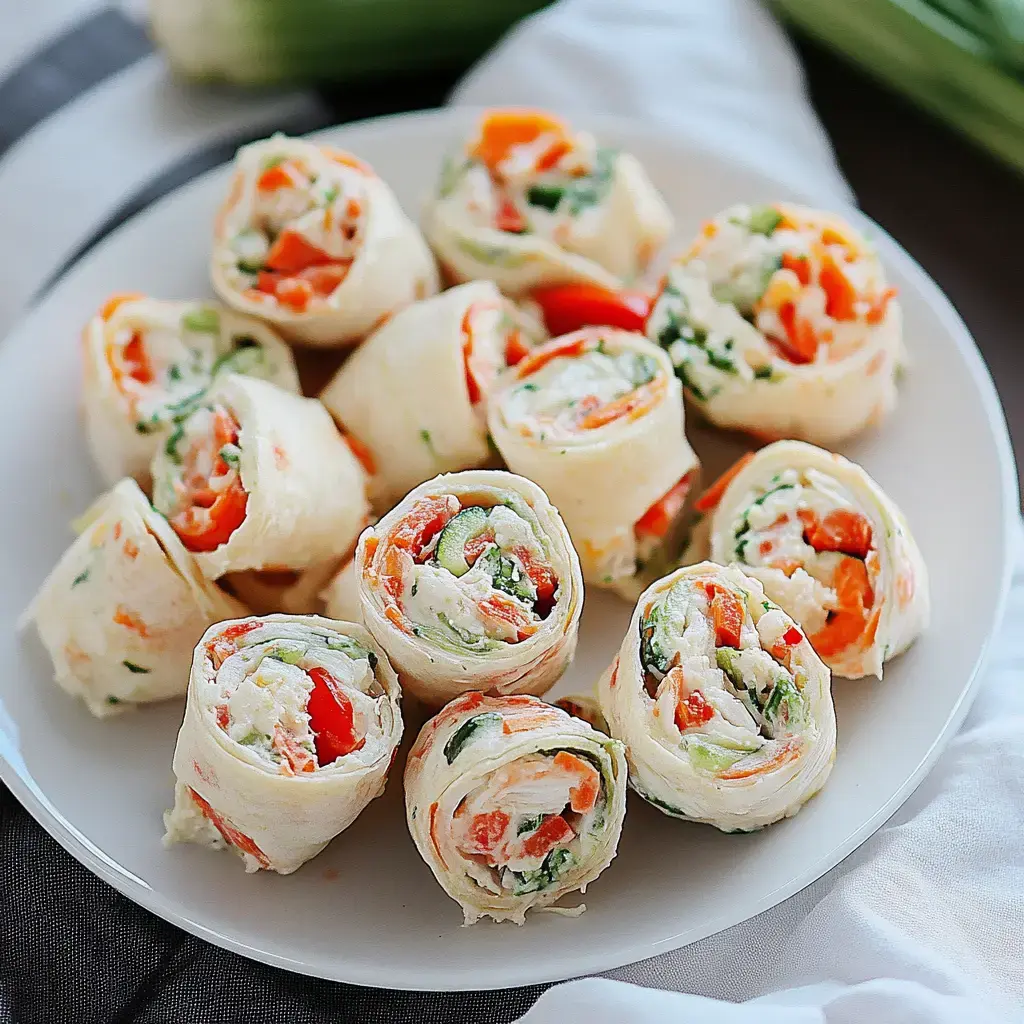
[0,105,1018,991]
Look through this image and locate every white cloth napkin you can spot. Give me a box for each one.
[455,2,1024,1021]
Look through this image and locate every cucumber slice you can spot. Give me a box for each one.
[685,736,746,773]
[443,712,503,763]
[435,507,489,577]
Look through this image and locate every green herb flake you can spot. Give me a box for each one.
[322,185,339,206]
[71,568,90,588]
[517,814,545,836]
[419,428,439,460]
[122,661,150,674]
[105,696,122,706]
[164,423,185,464]
[754,365,774,380]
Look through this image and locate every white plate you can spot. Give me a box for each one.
[0,109,1017,991]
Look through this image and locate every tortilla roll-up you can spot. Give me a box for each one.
[405,691,626,924]
[703,441,929,679]
[151,374,369,579]
[320,281,543,509]
[211,134,438,348]
[321,559,360,622]
[164,614,402,873]
[424,108,672,294]
[222,556,350,617]
[356,470,582,706]
[598,562,836,832]
[488,328,699,589]
[647,203,902,445]
[23,479,245,717]
[83,293,300,486]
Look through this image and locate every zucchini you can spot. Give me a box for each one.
[639,603,669,675]
[443,712,503,763]
[435,506,489,577]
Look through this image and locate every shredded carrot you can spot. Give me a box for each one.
[190,788,270,868]
[470,109,570,171]
[718,740,800,781]
[866,287,897,325]
[781,252,811,286]
[819,253,858,321]
[113,605,150,638]
[577,377,665,430]
[515,334,589,379]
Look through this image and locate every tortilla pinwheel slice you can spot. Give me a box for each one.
[356,469,582,706]
[702,440,928,679]
[405,691,626,924]
[598,561,836,832]
[488,327,699,590]
[424,108,673,294]
[647,202,903,445]
[164,614,402,873]
[23,478,245,717]
[319,280,543,510]
[82,293,300,487]
[211,134,438,347]
[321,558,360,622]
[150,374,369,579]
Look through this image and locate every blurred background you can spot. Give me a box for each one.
[3,0,1024,490]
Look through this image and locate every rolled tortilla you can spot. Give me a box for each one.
[321,559,360,622]
[82,293,300,486]
[647,202,902,445]
[163,614,402,873]
[23,478,245,717]
[704,440,928,679]
[424,108,672,294]
[598,561,836,831]
[150,374,369,579]
[405,691,626,924]
[222,557,348,617]
[356,469,582,706]
[211,134,438,347]
[488,328,699,589]
[319,280,543,509]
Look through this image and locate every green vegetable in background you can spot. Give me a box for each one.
[148,0,552,86]
[771,0,1024,176]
